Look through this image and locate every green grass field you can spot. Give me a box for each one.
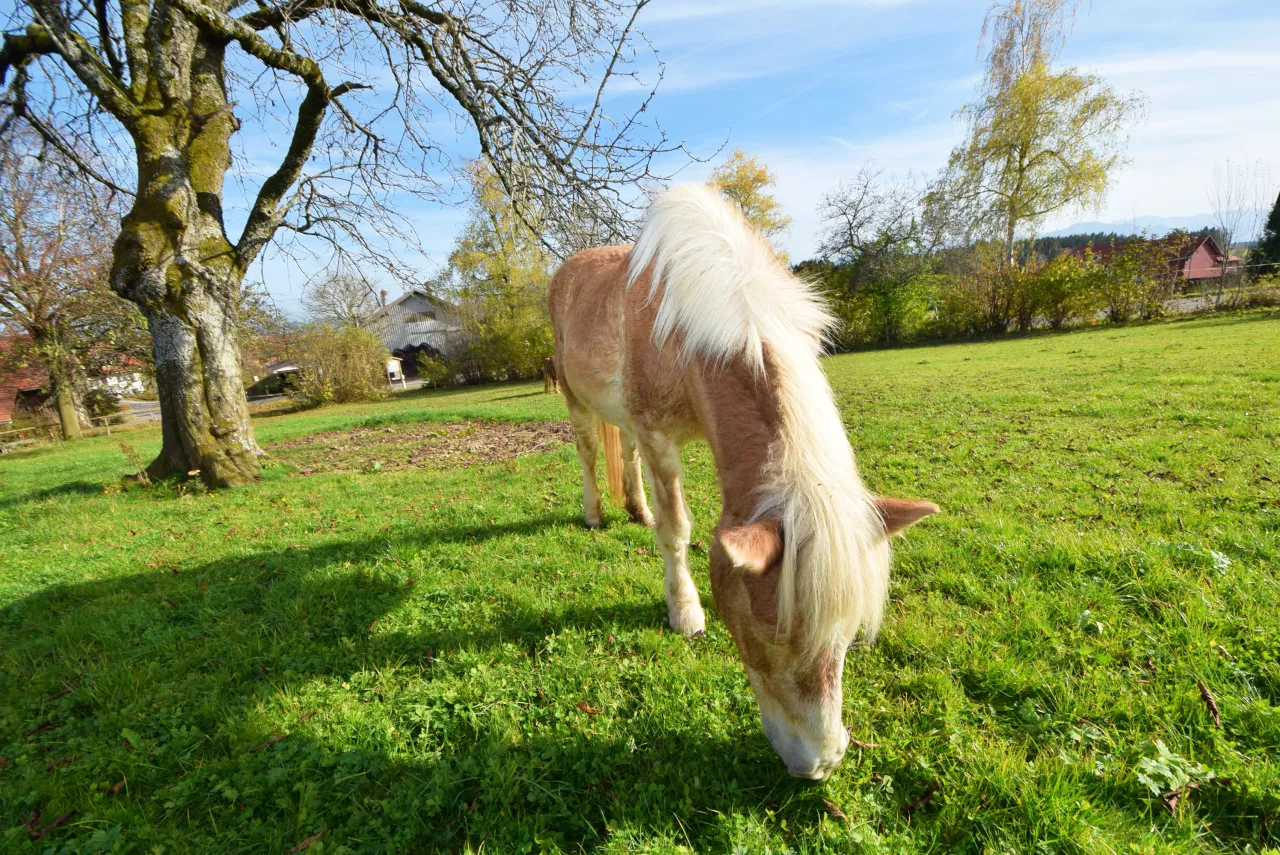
[2,312,1278,854]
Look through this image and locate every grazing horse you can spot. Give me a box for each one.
[542,355,559,394]
[548,185,937,779]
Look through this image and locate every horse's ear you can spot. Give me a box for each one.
[718,519,782,573]
[874,497,939,537]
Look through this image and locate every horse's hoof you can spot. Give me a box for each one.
[669,605,706,637]
[584,517,604,529]
[630,512,655,528]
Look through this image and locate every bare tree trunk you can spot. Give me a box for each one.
[30,326,83,440]
[108,33,262,487]
[50,370,82,440]
[146,305,259,485]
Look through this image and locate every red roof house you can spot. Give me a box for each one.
[1070,234,1242,282]
[0,337,49,425]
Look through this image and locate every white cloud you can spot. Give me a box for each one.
[760,34,1280,258]
[719,123,964,260]
[1048,42,1280,231]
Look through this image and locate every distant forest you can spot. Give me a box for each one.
[1030,226,1226,258]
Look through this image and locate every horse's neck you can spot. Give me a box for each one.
[694,359,783,526]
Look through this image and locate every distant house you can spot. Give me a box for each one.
[1069,234,1242,284]
[243,332,300,384]
[92,356,147,396]
[246,358,300,397]
[0,336,49,427]
[365,289,467,374]
[0,361,47,426]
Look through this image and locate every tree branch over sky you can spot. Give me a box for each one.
[0,0,679,486]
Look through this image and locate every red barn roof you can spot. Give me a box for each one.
[0,336,49,424]
[1066,234,1241,281]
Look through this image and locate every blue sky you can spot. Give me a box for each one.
[231,0,1280,312]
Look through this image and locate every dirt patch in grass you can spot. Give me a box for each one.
[269,421,575,475]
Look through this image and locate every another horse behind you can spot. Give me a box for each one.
[547,184,937,779]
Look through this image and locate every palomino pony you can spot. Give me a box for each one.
[548,185,937,779]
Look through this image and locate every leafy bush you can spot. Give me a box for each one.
[456,291,554,381]
[1029,253,1099,329]
[814,260,944,349]
[82,387,125,423]
[414,352,453,387]
[289,326,390,407]
[932,277,987,338]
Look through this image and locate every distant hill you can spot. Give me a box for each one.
[1043,210,1265,239]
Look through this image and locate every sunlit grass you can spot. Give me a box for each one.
[2,311,1278,853]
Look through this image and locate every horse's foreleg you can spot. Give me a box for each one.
[621,433,654,527]
[639,433,704,636]
[564,396,604,528]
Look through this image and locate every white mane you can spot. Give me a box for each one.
[627,184,891,651]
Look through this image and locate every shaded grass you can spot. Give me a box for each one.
[2,311,1279,853]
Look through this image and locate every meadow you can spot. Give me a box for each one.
[2,311,1278,854]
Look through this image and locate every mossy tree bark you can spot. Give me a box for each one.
[2,0,672,489]
[47,356,83,440]
[105,21,261,487]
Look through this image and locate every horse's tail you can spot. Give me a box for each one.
[597,421,624,504]
[626,183,833,374]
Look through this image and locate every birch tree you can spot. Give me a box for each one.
[0,0,674,485]
[931,0,1144,265]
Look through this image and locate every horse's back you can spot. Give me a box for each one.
[548,245,630,323]
[548,245,632,422]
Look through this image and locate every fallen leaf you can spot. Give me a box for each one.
[1197,679,1222,728]
[44,756,77,772]
[901,782,939,818]
[298,711,317,723]
[104,779,125,794]
[24,721,63,738]
[24,810,42,838]
[821,798,849,825]
[1161,781,1199,814]
[249,733,289,753]
[187,469,201,476]
[27,809,78,840]
[577,700,603,715]
[287,830,325,853]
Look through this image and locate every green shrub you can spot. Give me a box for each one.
[415,352,453,387]
[290,326,390,407]
[82,387,125,423]
[1030,253,1099,329]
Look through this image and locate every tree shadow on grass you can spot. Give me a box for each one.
[487,390,548,402]
[0,479,104,511]
[0,518,835,853]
